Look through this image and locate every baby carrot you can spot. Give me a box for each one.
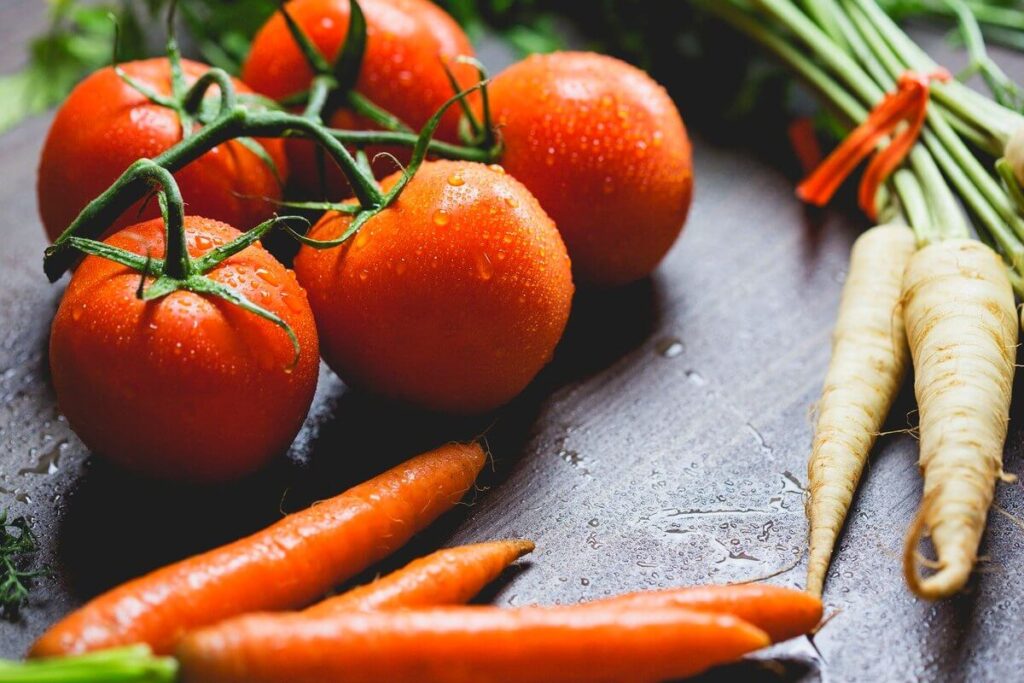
[176,606,771,683]
[305,539,535,614]
[590,583,822,643]
[31,442,486,658]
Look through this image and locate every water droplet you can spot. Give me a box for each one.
[488,164,505,175]
[580,577,591,586]
[588,518,599,527]
[195,235,213,251]
[652,130,664,147]
[174,342,183,355]
[475,251,494,281]
[656,337,684,358]
[281,292,304,314]
[432,210,450,226]
[353,231,369,249]
[447,172,465,187]
[359,269,369,281]
[71,305,85,322]
[255,268,280,287]
[503,196,519,209]
[686,370,706,386]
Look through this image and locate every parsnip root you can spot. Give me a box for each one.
[902,239,1017,599]
[806,224,917,596]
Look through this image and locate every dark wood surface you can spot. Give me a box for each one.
[4,5,1024,682]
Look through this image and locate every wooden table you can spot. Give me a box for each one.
[3,4,1024,681]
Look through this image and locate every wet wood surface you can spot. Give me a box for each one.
[2,5,1024,681]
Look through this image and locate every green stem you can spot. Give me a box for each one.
[0,646,177,683]
[304,74,335,120]
[181,68,237,119]
[346,91,413,133]
[329,129,499,162]
[893,167,931,238]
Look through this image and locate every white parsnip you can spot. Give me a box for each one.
[902,239,1018,600]
[806,224,917,596]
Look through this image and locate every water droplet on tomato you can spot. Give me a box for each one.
[447,173,464,187]
[358,269,369,281]
[71,306,84,322]
[195,235,213,251]
[652,130,664,147]
[432,210,450,226]
[503,197,519,209]
[475,251,494,281]
[488,164,505,175]
[353,231,369,249]
[281,292,303,313]
[255,268,280,286]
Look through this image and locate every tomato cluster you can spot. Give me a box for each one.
[40,0,692,482]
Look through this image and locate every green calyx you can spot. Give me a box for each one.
[65,160,307,367]
[287,80,490,251]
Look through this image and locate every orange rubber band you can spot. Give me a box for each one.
[796,69,950,220]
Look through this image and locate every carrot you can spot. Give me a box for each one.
[30,442,487,657]
[304,539,535,614]
[806,224,917,596]
[176,606,770,683]
[590,583,822,643]
[901,240,1018,599]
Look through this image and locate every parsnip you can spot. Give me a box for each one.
[806,224,917,596]
[902,239,1018,600]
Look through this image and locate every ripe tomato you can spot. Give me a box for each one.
[49,217,319,482]
[242,0,476,197]
[485,52,693,287]
[38,58,288,243]
[294,160,574,413]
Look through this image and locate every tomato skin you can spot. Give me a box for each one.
[294,160,574,414]
[49,217,319,482]
[242,0,475,197]
[486,52,693,287]
[37,58,288,243]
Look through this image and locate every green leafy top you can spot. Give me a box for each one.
[0,509,48,619]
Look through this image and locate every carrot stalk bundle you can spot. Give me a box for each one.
[305,539,535,614]
[901,240,1018,599]
[30,443,487,657]
[591,583,823,643]
[806,224,917,596]
[175,605,771,683]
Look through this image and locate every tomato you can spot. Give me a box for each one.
[294,160,573,413]
[485,52,693,287]
[242,0,476,198]
[38,58,288,243]
[49,217,319,482]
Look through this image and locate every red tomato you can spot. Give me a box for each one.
[486,52,693,287]
[49,217,319,482]
[294,160,574,413]
[242,0,476,197]
[38,58,288,243]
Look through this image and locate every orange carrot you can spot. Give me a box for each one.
[30,442,486,658]
[176,605,771,683]
[305,539,535,615]
[590,583,822,643]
